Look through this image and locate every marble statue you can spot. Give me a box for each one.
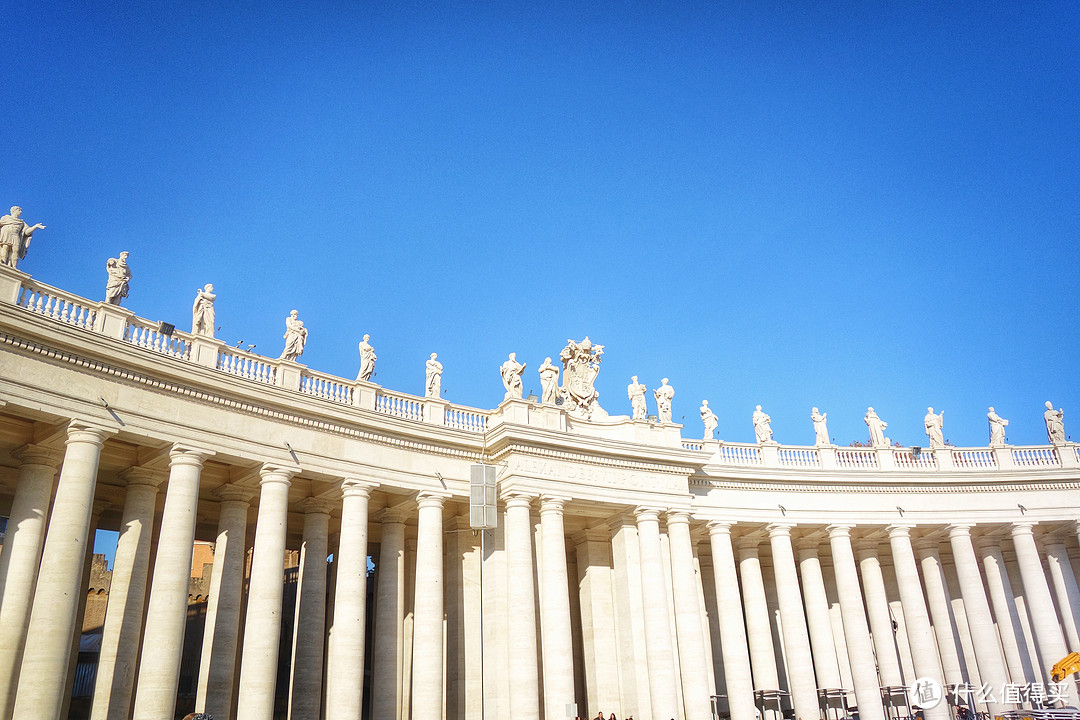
[191,284,216,337]
[558,337,606,418]
[700,400,718,440]
[280,310,307,361]
[105,252,132,305]
[500,352,526,399]
[987,407,1009,446]
[357,334,377,381]
[628,376,648,420]
[654,378,674,424]
[865,407,889,448]
[0,206,44,269]
[924,407,945,449]
[538,357,559,404]
[1044,401,1066,446]
[425,353,442,398]
[811,407,829,446]
[752,405,773,443]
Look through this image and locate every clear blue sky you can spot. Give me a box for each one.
[6,0,1080,453]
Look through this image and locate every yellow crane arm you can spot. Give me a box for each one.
[1051,652,1080,682]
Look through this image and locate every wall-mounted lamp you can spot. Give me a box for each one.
[896,506,905,517]
[778,504,787,516]
[1018,503,1027,515]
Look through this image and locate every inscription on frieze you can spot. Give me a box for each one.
[509,456,687,493]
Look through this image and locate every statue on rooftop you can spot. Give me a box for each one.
[105,251,132,305]
[924,407,945,449]
[700,400,718,440]
[425,353,442,398]
[1044,401,1066,446]
[558,337,608,419]
[191,284,216,337]
[987,407,1008,446]
[654,378,675,424]
[811,407,829,446]
[0,206,45,270]
[357,334,377,381]
[500,352,526,399]
[865,407,889,448]
[280,310,307,361]
[628,376,648,420]
[753,405,773,443]
[538,356,559,404]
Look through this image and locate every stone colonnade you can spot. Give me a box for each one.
[1,425,1080,720]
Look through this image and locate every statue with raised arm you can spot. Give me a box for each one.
[628,376,648,420]
[280,310,307,361]
[191,284,216,337]
[500,352,526,399]
[0,206,44,269]
[811,407,829,446]
[865,407,889,448]
[425,353,443,398]
[700,400,718,440]
[654,378,674,424]
[987,407,1009,446]
[105,251,132,305]
[357,334,377,381]
[924,407,945,448]
[752,405,773,443]
[1044,401,1066,446]
[538,357,559,404]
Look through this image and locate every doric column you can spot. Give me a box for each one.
[196,484,254,720]
[855,541,903,687]
[131,446,211,720]
[668,512,712,720]
[289,498,334,720]
[411,491,448,719]
[767,524,818,720]
[947,524,1010,715]
[372,506,407,720]
[235,465,296,720]
[90,468,164,720]
[326,478,376,720]
[975,538,1032,684]
[1044,539,1080,651]
[539,495,577,719]
[797,541,842,689]
[887,526,950,720]
[574,528,621,714]
[708,522,756,720]
[635,507,679,720]
[12,423,110,720]
[0,444,61,720]
[1010,522,1077,704]
[737,536,779,691]
[827,525,886,720]
[914,539,964,686]
[504,493,540,720]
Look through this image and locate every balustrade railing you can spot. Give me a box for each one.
[123,317,191,360]
[16,280,97,331]
[300,370,352,405]
[716,444,762,466]
[217,348,277,385]
[376,390,424,422]
[893,449,938,470]
[445,406,486,433]
[682,440,704,451]
[1012,447,1059,468]
[777,447,820,468]
[835,449,878,470]
[951,449,997,469]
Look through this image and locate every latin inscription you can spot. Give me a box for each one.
[510,456,686,493]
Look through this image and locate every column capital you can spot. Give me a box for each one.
[707,519,736,535]
[376,504,410,523]
[827,524,854,539]
[795,538,820,555]
[501,492,536,510]
[297,497,335,515]
[213,483,256,503]
[572,527,613,546]
[1010,520,1037,536]
[259,464,298,485]
[633,506,664,523]
[339,477,377,498]
[11,443,62,469]
[736,536,761,552]
[416,490,449,510]
[912,537,941,555]
[92,498,112,519]
[886,524,915,540]
[65,419,114,447]
[539,494,571,514]
[169,444,214,468]
[947,523,973,538]
[118,465,166,488]
[767,522,795,537]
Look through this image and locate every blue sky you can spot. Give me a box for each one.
[6,0,1080,456]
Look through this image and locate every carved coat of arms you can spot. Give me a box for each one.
[558,337,607,419]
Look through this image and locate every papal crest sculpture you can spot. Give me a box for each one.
[559,336,608,420]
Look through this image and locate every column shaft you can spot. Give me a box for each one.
[372,511,406,720]
[195,486,253,719]
[768,525,818,720]
[708,523,756,720]
[856,543,903,686]
[738,538,779,690]
[235,467,294,720]
[798,543,842,689]
[326,480,374,720]
[12,424,108,720]
[131,448,209,720]
[288,501,332,720]
[412,493,447,719]
[539,497,576,719]
[976,540,1032,685]
[0,445,60,720]
[636,508,679,720]
[1045,542,1080,651]
[828,526,886,720]
[916,542,965,686]
[504,495,540,720]
[669,513,713,720]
